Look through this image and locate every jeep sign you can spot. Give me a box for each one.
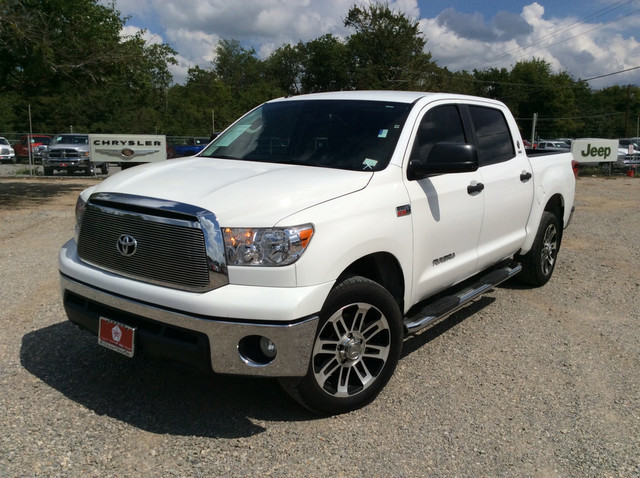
[571,138,618,164]
[89,134,167,163]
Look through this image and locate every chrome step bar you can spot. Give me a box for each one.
[403,263,522,335]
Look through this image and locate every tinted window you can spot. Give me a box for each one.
[468,106,515,165]
[412,104,467,162]
[201,100,411,171]
[52,135,88,145]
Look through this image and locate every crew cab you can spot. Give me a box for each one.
[59,91,576,414]
[43,134,109,176]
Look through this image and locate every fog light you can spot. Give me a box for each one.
[238,335,278,366]
[259,336,277,359]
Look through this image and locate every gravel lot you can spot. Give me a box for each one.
[0,172,638,477]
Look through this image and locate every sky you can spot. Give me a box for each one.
[111,0,640,89]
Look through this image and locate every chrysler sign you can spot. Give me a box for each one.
[89,134,167,163]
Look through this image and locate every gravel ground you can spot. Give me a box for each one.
[0,172,638,477]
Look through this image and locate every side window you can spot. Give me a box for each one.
[468,106,515,165]
[412,105,466,163]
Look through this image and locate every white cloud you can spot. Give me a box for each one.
[423,2,640,88]
[111,0,639,87]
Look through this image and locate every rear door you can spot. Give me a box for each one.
[466,104,534,270]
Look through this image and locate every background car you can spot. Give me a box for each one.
[537,140,571,151]
[42,134,109,176]
[616,138,640,169]
[13,135,51,161]
[166,136,214,158]
[0,137,16,163]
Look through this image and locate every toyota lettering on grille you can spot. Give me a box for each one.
[117,234,137,257]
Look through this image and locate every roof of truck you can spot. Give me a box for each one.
[269,90,499,105]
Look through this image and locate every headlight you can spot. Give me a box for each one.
[223,225,314,266]
[74,194,88,241]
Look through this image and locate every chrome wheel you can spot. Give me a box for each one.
[540,222,558,277]
[312,302,392,398]
[279,276,402,414]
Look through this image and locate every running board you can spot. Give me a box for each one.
[403,263,522,335]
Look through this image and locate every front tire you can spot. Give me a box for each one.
[518,211,561,286]
[280,276,403,415]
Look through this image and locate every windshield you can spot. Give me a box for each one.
[0,138,8,145]
[52,135,88,145]
[200,99,411,171]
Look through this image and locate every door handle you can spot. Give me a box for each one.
[467,182,485,195]
[520,171,532,181]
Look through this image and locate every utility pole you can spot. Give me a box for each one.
[625,84,631,137]
[28,105,33,178]
[530,113,538,147]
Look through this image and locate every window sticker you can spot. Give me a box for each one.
[378,129,388,138]
[363,158,378,169]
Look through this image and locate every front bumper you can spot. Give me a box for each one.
[61,273,319,377]
[44,159,88,170]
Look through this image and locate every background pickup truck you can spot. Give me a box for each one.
[43,134,109,176]
[59,91,576,415]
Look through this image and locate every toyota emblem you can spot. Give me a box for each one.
[117,234,137,257]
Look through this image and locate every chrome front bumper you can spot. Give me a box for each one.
[61,273,319,377]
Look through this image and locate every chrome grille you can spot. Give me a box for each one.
[77,194,228,292]
[49,148,80,159]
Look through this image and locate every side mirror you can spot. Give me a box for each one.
[407,142,478,180]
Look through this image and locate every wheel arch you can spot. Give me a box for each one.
[335,252,405,312]
[521,192,566,255]
[544,193,565,223]
[543,193,565,245]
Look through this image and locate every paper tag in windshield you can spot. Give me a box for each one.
[363,158,378,169]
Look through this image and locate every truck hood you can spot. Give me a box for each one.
[91,157,373,226]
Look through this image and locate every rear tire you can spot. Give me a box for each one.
[518,211,561,286]
[280,276,403,415]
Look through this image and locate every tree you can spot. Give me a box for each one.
[264,43,305,96]
[300,34,351,93]
[0,0,178,134]
[1,0,129,92]
[212,39,282,119]
[343,2,436,90]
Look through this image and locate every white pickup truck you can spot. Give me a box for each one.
[59,91,576,414]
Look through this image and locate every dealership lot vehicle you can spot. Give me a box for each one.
[166,136,212,158]
[58,91,575,415]
[0,137,16,163]
[13,134,51,161]
[43,133,109,176]
[537,140,570,151]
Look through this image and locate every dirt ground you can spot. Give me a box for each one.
[0,175,638,477]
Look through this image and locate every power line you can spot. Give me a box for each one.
[462,0,639,71]
[582,65,640,82]
[516,112,625,122]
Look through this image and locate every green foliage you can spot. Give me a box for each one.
[0,0,637,140]
[344,2,434,90]
[300,35,351,93]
